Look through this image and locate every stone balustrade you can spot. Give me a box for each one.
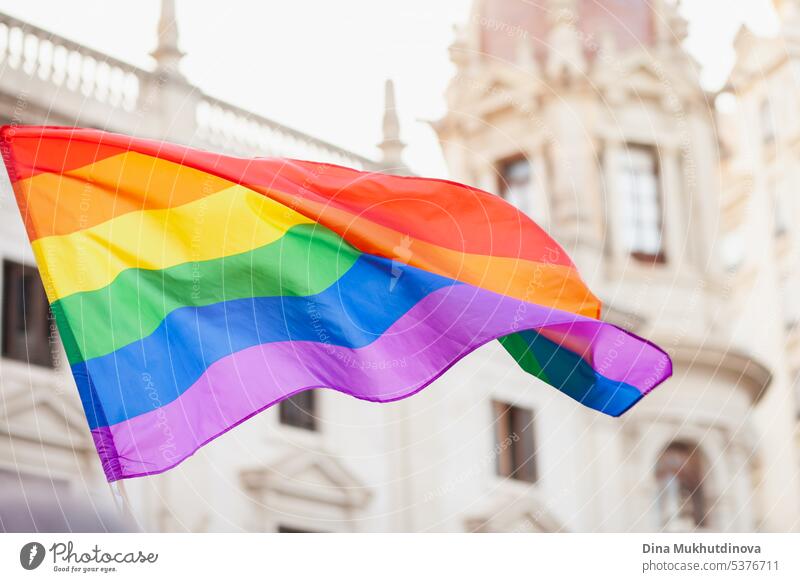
[0,13,147,113]
[196,96,377,170]
[0,11,378,171]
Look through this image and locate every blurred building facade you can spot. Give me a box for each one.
[1,0,799,532]
[436,0,800,533]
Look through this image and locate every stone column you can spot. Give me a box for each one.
[602,138,625,264]
[476,159,498,196]
[659,145,685,266]
[530,141,551,228]
[377,79,408,174]
[727,440,756,531]
[139,0,201,144]
[139,74,200,144]
[441,138,470,185]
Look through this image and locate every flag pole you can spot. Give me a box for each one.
[108,479,135,524]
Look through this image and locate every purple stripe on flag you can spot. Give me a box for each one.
[92,285,670,480]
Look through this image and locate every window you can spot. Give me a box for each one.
[497,156,531,212]
[655,442,708,531]
[493,401,537,483]
[279,391,317,431]
[2,261,54,367]
[619,146,665,263]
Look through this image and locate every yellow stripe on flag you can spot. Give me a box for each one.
[34,185,313,300]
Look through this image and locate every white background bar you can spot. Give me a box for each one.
[2,533,800,581]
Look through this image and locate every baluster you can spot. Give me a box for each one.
[194,101,209,137]
[37,39,53,81]
[94,60,110,103]
[8,26,22,69]
[107,66,123,106]
[0,23,9,63]
[66,50,81,91]
[206,105,216,142]
[22,32,38,75]
[80,55,95,97]
[256,125,268,153]
[235,115,246,146]
[51,44,67,85]
[223,110,236,142]
[209,105,221,142]
[245,119,257,148]
[229,113,240,145]
[122,72,138,112]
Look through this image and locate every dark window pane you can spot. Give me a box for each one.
[2,261,54,367]
[493,400,537,483]
[511,406,537,483]
[279,390,317,431]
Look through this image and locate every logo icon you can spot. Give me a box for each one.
[20,542,46,570]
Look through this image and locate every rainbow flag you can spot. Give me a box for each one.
[0,126,671,481]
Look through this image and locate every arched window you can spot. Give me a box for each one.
[655,441,708,531]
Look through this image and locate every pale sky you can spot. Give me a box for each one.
[0,0,779,177]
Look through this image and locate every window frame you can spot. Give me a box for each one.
[655,441,708,530]
[618,144,666,264]
[278,390,318,431]
[2,260,55,368]
[492,400,538,483]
